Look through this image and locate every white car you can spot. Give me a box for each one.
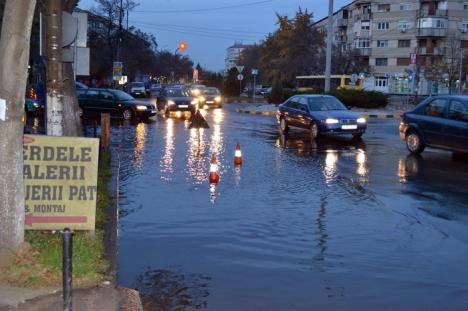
[129,82,146,97]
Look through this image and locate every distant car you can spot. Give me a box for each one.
[159,87,198,117]
[276,95,367,140]
[24,98,44,115]
[198,87,222,108]
[77,88,157,120]
[188,84,206,97]
[399,95,468,154]
[129,82,147,97]
[259,86,271,96]
[76,81,89,89]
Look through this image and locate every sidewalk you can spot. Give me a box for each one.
[0,285,142,311]
[234,102,410,118]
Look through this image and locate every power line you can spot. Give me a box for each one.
[132,0,278,14]
[129,20,267,35]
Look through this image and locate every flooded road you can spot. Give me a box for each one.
[109,105,468,310]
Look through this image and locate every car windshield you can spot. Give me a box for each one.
[110,90,134,101]
[165,88,189,97]
[307,97,347,111]
[131,82,144,87]
[203,88,220,95]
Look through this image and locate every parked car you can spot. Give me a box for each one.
[128,82,147,97]
[276,95,367,140]
[198,87,222,108]
[399,95,468,154]
[24,98,44,115]
[77,88,157,120]
[159,87,198,117]
[76,81,89,89]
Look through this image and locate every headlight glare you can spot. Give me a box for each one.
[136,105,147,111]
[191,99,199,105]
[357,117,366,123]
[167,100,176,106]
[199,96,206,102]
[325,118,339,124]
[215,96,222,102]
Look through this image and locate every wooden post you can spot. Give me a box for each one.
[101,113,110,150]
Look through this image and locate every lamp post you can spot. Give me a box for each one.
[325,0,334,92]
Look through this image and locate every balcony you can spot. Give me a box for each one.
[336,18,348,27]
[417,9,448,18]
[357,48,372,56]
[416,27,447,37]
[417,47,446,55]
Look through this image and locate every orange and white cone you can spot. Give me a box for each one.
[209,154,220,184]
[234,143,243,166]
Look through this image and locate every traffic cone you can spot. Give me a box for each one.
[234,143,243,166]
[209,154,220,184]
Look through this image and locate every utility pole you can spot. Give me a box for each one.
[324,0,333,92]
[46,0,64,136]
[126,1,140,30]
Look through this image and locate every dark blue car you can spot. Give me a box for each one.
[399,95,468,154]
[276,95,367,140]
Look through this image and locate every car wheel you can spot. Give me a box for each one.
[406,130,425,154]
[122,109,133,120]
[279,117,289,134]
[352,133,363,140]
[309,122,319,141]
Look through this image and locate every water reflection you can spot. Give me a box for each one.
[186,128,207,185]
[313,195,329,272]
[324,150,339,184]
[160,118,175,181]
[133,268,211,310]
[133,122,147,171]
[355,149,369,182]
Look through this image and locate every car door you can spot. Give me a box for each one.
[286,97,301,127]
[81,89,99,112]
[296,97,310,129]
[98,90,117,113]
[417,97,448,147]
[445,99,468,151]
[281,98,296,126]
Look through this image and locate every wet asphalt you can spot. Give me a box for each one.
[90,104,468,310]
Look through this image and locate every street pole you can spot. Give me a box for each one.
[253,74,256,104]
[324,0,333,93]
[459,48,464,94]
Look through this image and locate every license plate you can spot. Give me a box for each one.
[179,105,188,108]
[207,101,214,104]
[341,125,357,130]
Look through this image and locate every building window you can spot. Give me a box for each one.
[461,22,468,32]
[354,38,370,48]
[397,58,410,66]
[377,40,389,48]
[377,22,389,30]
[376,58,388,66]
[361,21,370,30]
[399,21,411,30]
[400,3,412,11]
[398,40,411,47]
[464,2,468,10]
[436,20,446,28]
[375,77,388,87]
[378,4,390,12]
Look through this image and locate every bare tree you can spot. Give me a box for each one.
[0,0,37,254]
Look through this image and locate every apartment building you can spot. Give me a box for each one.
[225,42,251,73]
[315,0,468,95]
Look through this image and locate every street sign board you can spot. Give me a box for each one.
[252,69,258,75]
[113,62,123,81]
[23,135,100,230]
[236,65,244,73]
[237,74,244,81]
[410,53,417,65]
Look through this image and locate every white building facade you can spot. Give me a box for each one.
[225,43,251,73]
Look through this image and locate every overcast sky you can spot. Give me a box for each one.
[79,0,351,71]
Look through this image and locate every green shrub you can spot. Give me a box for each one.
[270,88,388,108]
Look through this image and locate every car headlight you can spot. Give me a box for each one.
[191,99,199,105]
[199,96,206,102]
[192,89,200,96]
[33,103,40,108]
[167,100,176,106]
[357,117,366,124]
[215,96,221,102]
[136,105,147,111]
[325,118,339,124]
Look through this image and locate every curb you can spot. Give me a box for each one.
[235,109,276,116]
[234,109,401,119]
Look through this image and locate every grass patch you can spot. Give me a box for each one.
[0,150,112,288]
